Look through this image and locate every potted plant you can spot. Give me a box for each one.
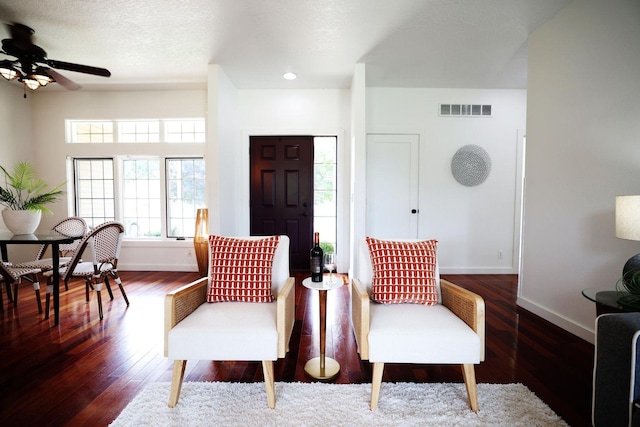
[0,161,65,234]
[616,268,640,309]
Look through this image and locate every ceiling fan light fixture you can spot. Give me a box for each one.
[21,77,41,91]
[0,61,19,81]
[33,68,54,86]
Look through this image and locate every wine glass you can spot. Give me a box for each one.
[324,253,336,284]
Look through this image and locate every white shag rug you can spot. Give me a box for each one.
[110,382,568,427]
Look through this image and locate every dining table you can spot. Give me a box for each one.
[0,230,79,325]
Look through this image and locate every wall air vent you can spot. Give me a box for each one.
[440,104,492,117]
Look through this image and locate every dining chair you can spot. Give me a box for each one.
[351,237,485,412]
[44,221,128,320]
[0,261,43,313]
[164,235,295,409]
[14,216,88,291]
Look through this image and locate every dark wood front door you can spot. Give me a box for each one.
[250,136,313,271]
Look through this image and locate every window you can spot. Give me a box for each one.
[72,157,205,238]
[67,117,207,239]
[70,121,114,143]
[73,157,206,238]
[165,119,206,143]
[122,159,162,237]
[74,159,115,228]
[313,136,337,254]
[119,121,160,143]
[166,159,206,237]
[66,119,206,143]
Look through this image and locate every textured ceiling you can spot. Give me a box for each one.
[0,0,570,91]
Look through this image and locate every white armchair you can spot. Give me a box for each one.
[164,235,295,409]
[351,238,485,411]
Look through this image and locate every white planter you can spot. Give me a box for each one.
[1,209,42,234]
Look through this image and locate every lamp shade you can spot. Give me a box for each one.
[616,195,640,241]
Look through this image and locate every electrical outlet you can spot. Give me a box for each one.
[497,250,503,260]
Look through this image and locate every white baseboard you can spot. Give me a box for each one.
[118,263,197,272]
[517,296,595,344]
[440,266,517,275]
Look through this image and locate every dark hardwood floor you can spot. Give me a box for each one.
[0,272,593,426]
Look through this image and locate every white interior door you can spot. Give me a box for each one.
[366,134,419,238]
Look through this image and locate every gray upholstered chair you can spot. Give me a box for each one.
[593,312,640,426]
[164,235,294,409]
[351,238,485,411]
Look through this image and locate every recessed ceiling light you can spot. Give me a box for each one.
[283,72,297,80]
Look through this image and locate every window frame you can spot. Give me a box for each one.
[71,155,206,239]
[165,157,207,238]
[66,117,207,241]
[72,157,117,228]
[66,118,206,144]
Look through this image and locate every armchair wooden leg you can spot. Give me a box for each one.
[262,360,276,409]
[461,363,479,413]
[169,360,187,407]
[370,362,385,410]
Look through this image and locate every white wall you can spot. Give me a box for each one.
[363,88,527,273]
[211,66,240,236]
[0,84,33,165]
[236,89,352,271]
[349,64,367,277]
[0,83,36,260]
[520,0,640,343]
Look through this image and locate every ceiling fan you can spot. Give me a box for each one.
[0,22,111,93]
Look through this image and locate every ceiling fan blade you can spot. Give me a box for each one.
[46,68,81,90]
[46,59,111,77]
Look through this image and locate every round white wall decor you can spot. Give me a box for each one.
[451,144,491,187]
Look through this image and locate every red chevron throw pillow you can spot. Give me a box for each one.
[366,237,438,305]
[207,235,280,303]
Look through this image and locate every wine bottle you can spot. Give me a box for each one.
[310,232,324,282]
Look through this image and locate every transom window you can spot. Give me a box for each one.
[120,121,160,143]
[66,119,205,143]
[71,121,114,143]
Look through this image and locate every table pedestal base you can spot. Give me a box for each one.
[304,356,340,381]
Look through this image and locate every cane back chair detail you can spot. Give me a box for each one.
[44,221,128,320]
[14,217,88,291]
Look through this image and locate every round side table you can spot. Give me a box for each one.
[581,288,638,315]
[302,276,342,381]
